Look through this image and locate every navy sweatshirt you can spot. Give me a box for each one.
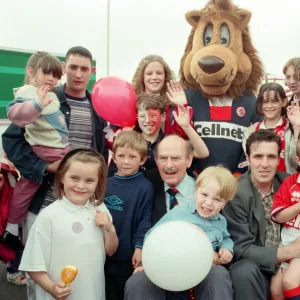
[104,172,154,262]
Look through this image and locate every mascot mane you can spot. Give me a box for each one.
[179,0,264,98]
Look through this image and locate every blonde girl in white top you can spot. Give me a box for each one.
[20,149,118,300]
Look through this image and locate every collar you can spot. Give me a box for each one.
[164,173,195,196]
[65,93,88,101]
[60,196,95,212]
[258,117,283,129]
[114,172,142,180]
[145,130,164,146]
[54,84,91,104]
[208,96,233,107]
[187,201,221,220]
[250,173,274,198]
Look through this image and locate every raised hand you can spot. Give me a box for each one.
[37,85,53,107]
[287,100,300,127]
[166,80,188,105]
[172,104,191,130]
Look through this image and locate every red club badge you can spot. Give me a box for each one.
[236,106,246,118]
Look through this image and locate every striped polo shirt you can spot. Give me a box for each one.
[43,93,93,208]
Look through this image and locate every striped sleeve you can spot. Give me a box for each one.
[7,86,43,127]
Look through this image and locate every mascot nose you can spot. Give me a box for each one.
[198,56,225,74]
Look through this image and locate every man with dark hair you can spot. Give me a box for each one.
[65,46,93,62]
[1,46,107,288]
[222,129,300,300]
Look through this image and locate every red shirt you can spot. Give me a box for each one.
[0,163,18,262]
[164,104,194,139]
[255,118,288,173]
[271,173,300,229]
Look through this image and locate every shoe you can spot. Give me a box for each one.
[0,230,24,250]
[7,271,27,285]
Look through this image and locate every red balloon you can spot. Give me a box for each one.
[92,76,137,127]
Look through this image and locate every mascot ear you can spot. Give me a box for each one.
[237,9,252,30]
[185,10,201,27]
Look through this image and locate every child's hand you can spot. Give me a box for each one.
[166,81,188,105]
[132,248,142,269]
[37,85,53,107]
[172,104,191,131]
[95,210,115,232]
[46,159,62,173]
[51,281,71,299]
[213,251,220,265]
[287,103,300,127]
[133,266,144,274]
[217,248,233,265]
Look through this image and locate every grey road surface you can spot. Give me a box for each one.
[0,261,27,300]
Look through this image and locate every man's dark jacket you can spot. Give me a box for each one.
[222,170,288,274]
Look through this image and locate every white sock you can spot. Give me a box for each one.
[6,223,19,236]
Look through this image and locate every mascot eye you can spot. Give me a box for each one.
[203,23,213,46]
[220,24,230,47]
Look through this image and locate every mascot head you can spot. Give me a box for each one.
[180,0,264,98]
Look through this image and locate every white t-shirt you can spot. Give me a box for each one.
[20,197,112,300]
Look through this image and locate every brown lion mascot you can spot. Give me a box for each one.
[179,0,264,176]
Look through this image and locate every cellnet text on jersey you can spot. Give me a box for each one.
[194,121,246,142]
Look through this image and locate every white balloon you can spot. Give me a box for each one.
[142,221,213,291]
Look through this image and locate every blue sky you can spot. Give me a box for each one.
[0,0,299,81]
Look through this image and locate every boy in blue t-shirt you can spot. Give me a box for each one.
[104,131,154,300]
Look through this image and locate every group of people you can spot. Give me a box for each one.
[0,46,300,300]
